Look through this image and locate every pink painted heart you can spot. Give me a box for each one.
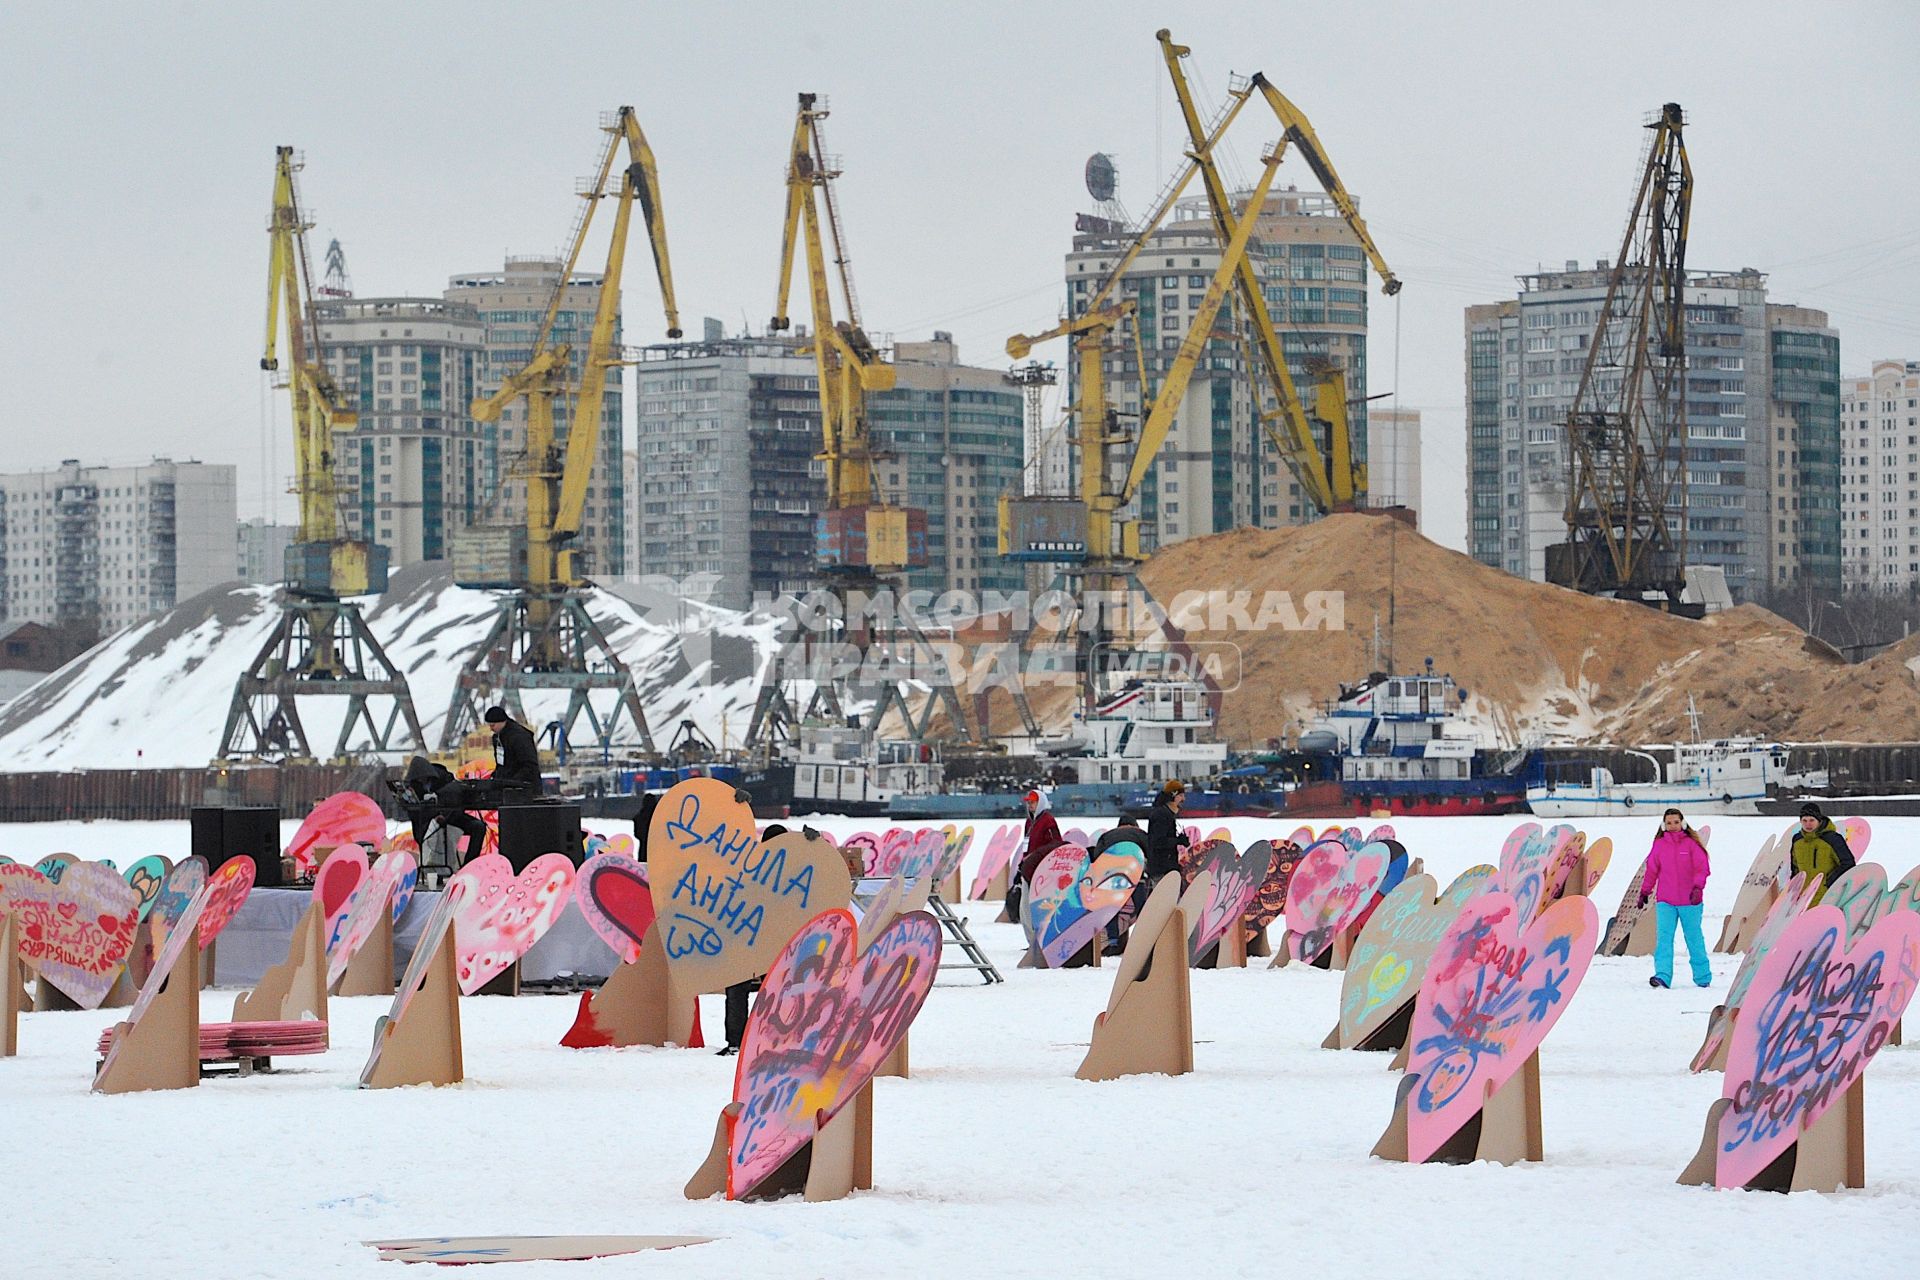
[1694,876,1825,1071]
[1714,904,1920,1189]
[1404,892,1599,1163]
[904,828,945,883]
[1188,841,1273,963]
[575,853,653,963]
[287,791,388,875]
[197,857,256,945]
[1284,839,1389,964]
[728,908,940,1199]
[967,823,1022,899]
[1824,864,1889,940]
[1496,823,1572,923]
[325,851,416,986]
[1,860,140,1007]
[449,852,576,994]
[1036,841,1143,968]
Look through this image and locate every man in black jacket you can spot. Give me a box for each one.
[1145,779,1191,881]
[485,706,542,793]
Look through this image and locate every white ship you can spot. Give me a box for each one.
[789,723,944,817]
[1526,698,1826,818]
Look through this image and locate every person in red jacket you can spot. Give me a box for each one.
[1006,789,1065,922]
[1638,807,1713,989]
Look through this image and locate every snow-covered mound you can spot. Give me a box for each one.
[0,562,780,771]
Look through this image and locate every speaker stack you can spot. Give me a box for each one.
[496,802,584,872]
[189,806,283,887]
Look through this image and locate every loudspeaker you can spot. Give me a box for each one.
[190,806,283,887]
[497,803,584,872]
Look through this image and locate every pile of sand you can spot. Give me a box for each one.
[939,514,1920,748]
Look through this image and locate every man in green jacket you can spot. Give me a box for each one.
[1789,802,1856,904]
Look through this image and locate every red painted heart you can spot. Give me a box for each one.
[574,854,654,964]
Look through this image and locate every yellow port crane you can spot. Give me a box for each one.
[443,107,681,753]
[744,93,967,751]
[770,92,917,573]
[220,147,424,761]
[1157,29,1401,516]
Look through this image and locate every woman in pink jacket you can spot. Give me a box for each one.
[1638,807,1713,989]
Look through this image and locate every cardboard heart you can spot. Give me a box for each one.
[318,847,372,952]
[1035,841,1144,967]
[1824,864,1889,940]
[197,857,256,945]
[1497,823,1572,923]
[865,829,912,878]
[1404,892,1599,1163]
[381,828,419,857]
[1022,843,1090,953]
[121,856,172,922]
[728,908,941,1199]
[1348,841,1413,937]
[1285,839,1389,963]
[1694,876,1825,1071]
[933,825,974,886]
[287,791,388,875]
[1540,829,1590,904]
[968,823,1023,899]
[148,857,208,954]
[575,854,653,963]
[1338,874,1453,1047]
[2,860,140,1007]
[1863,863,1920,931]
[649,778,852,994]
[1441,865,1498,904]
[449,853,577,995]
[1713,904,1920,1189]
[1242,838,1309,937]
[34,853,76,883]
[327,851,416,986]
[1188,841,1272,963]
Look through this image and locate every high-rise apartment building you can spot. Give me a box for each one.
[1060,186,1376,549]
[236,517,295,583]
[446,257,626,577]
[1765,307,1841,591]
[632,333,1025,610]
[1366,406,1422,517]
[0,459,235,634]
[314,296,485,566]
[1841,360,1920,590]
[1463,265,1837,601]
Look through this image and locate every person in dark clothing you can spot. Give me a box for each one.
[398,755,489,861]
[720,822,788,1056]
[1144,779,1191,881]
[630,791,661,863]
[485,706,543,791]
[1095,816,1147,954]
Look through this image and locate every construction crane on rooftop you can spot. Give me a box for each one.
[443,106,682,754]
[218,147,424,763]
[1547,103,1693,610]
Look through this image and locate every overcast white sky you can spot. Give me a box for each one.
[4,1,1917,551]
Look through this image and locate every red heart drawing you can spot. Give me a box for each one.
[0,861,140,1007]
[575,854,654,964]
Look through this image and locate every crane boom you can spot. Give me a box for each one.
[1157,30,1400,515]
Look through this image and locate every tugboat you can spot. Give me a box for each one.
[1261,660,1531,818]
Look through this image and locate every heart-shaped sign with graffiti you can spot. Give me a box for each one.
[0,860,141,1007]
[575,854,654,964]
[121,855,172,922]
[967,823,1022,899]
[727,908,941,1199]
[196,857,257,944]
[1712,904,1920,1188]
[1034,841,1144,968]
[1021,843,1091,956]
[287,791,388,875]
[1692,874,1825,1072]
[148,856,208,954]
[1403,892,1598,1163]
[1284,839,1390,964]
[1335,870,1494,1049]
[1241,830,1313,939]
[448,852,577,994]
[325,850,416,986]
[1187,841,1273,963]
[1497,823,1574,924]
[318,847,372,952]
[933,825,974,886]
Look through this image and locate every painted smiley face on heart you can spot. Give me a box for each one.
[728,908,941,1199]
[1713,904,1920,1189]
[448,852,577,995]
[1404,891,1599,1163]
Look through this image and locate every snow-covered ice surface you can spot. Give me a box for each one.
[3,815,1916,1279]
